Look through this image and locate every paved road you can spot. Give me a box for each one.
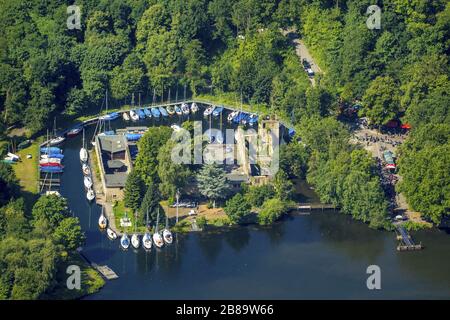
[282,28,322,87]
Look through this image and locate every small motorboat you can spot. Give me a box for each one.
[228,110,239,122]
[142,232,152,250]
[162,229,173,244]
[131,234,140,249]
[248,114,258,126]
[130,110,139,121]
[191,103,199,113]
[40,147,62,154]
[67,126,82,137]
[137,109,146,119]
[212,105,224,117]
[159,107,168,117]
[41,153,64,160]
[98,208,108,229]
[87,188,95,201]
[152,232,164,248]
[166,105,175,115]
[120,233,130,250]
[49,136,66,146]
[79,147,88,162]
[203,105,215,117]
[170,124,181,132]
[122,112,130,121]
[143,108,152,118]
[241,113,251,125]
[106,228,117,240]
[39,158,61,165]
[175,105,183,116]
[100,112,120,121]
[84,176,93,189]
[40,162,63,168]
[40,166,63,173]
[181,103,190,115]
[82,163,91,176]
[151,107,161,118]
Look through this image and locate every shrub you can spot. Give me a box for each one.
[224,194,251,224]
[258,198,288,225]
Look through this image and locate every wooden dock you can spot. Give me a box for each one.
[78,250,119,280]
[396,225,423,251]
[294,203,338,211]
[92,263,119,280]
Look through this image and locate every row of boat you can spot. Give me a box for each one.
[98,209,172,251]
[40,146,64,173]
[123,102,199,121]
[227,110,259,126]
[80,129,95,202]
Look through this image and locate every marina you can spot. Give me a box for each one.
[32,104,449,300]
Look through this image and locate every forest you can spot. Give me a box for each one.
[0,0,449,299]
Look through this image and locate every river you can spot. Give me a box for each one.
[56,110,450,300]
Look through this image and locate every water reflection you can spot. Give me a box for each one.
[223,227,250,252]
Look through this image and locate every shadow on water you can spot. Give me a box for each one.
[304,210,388,261]
[223,226,250,253]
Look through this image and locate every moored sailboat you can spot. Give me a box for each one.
[131,212,140,249]
[162,215,173,244]
[120,233,130,250]
[98,208,108,229]
[190,102,199,113]
[79,128,88,163]
[84,176,93,189]
[152,209,164,248]
[107,228,117,240]
[87,187,95,201]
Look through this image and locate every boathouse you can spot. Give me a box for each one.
[95,134,133,201]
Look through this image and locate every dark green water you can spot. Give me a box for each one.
[58,113,450,300]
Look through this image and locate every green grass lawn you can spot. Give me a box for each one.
[10,139,41,209]
[113,201,149,233]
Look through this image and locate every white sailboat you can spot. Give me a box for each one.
[130,110,139,121]
[49,117,66,146]
[191,102,199,113]
[82,163,91,176]
[162,215,173,244]
[107,228,117,240]
[98,208,107,229]
[79,128,88,162]
[84,176,93,189]
[152,209,164,248]
[228,110,239,122]
[131,233,140,249]
[131,212,140,249]
[120,233,130,250]
[87,187,95,201]
[142,232,152,250]
[142,209,152,250]
[181,103,190,115]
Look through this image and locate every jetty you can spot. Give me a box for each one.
[395,225,423,251]
[92,263,119,280]
[294,203,338,211]
[78,250,119,280]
